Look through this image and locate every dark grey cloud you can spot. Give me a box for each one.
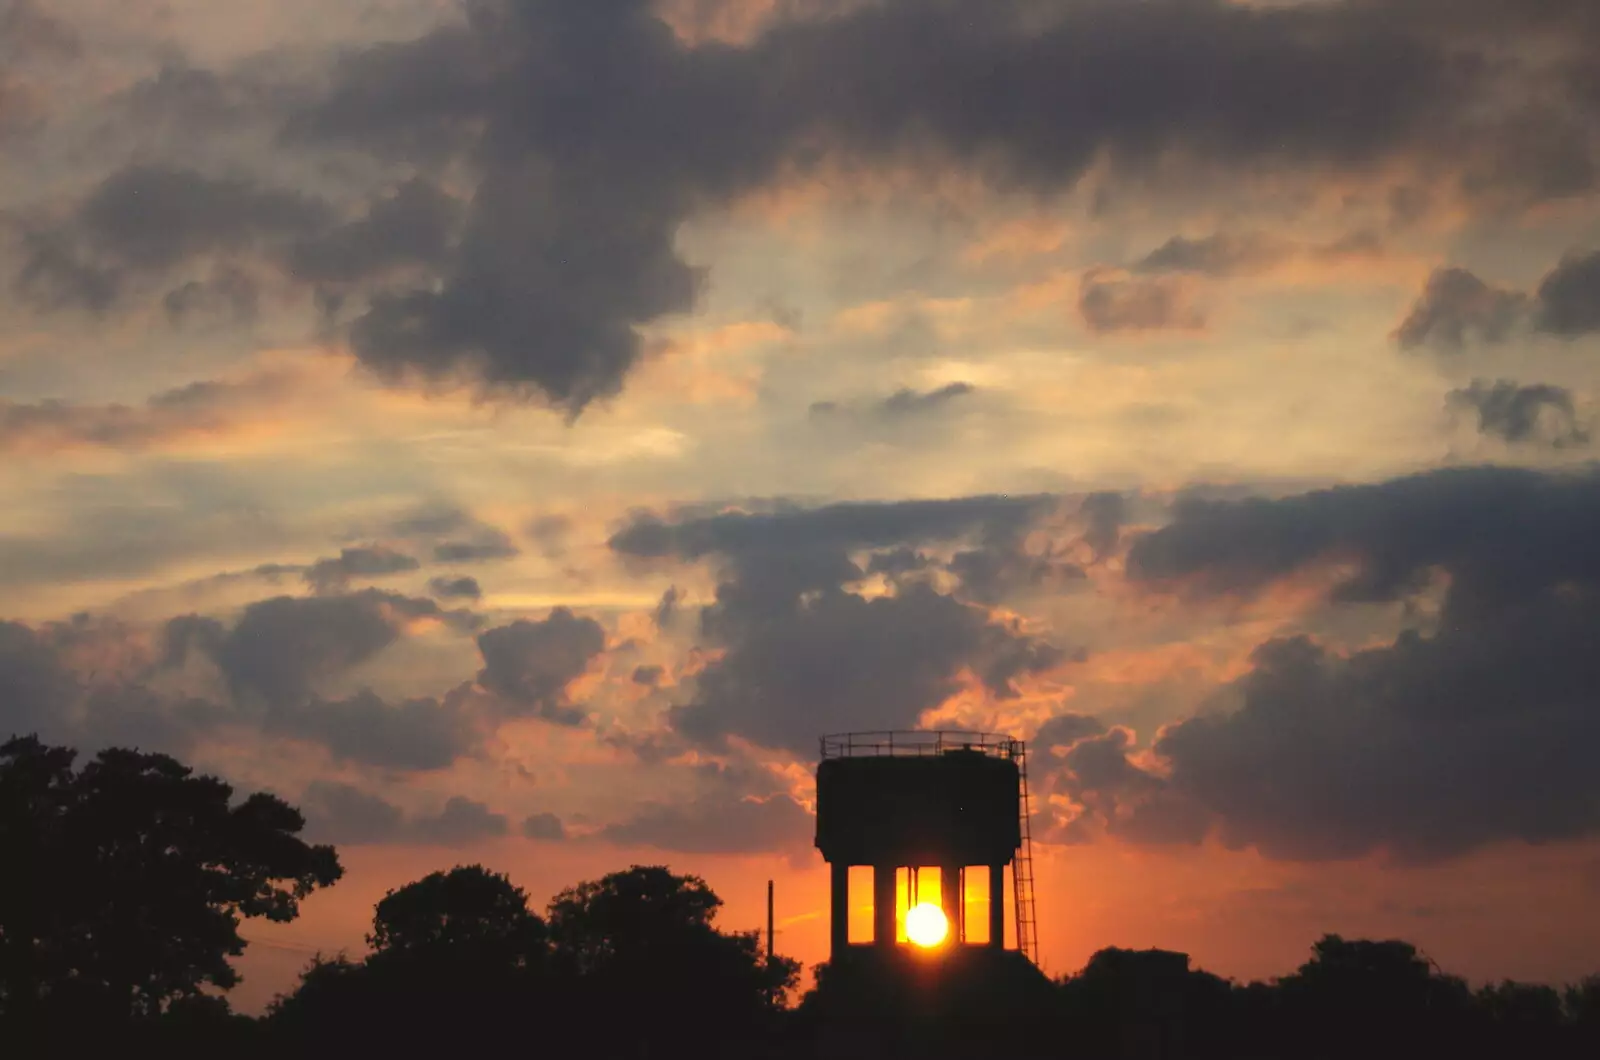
[0,373,290,454]
[10,165,330,313]
[947,543,1084,606]
[11,225,120,312]
[268,688,476,771]
[1397,250,1600,349]
[301,780,406,845]
[385,506,517,566]
[671,581,1030,754]
[1535,249,1600,337]
[1079,269,1204,333]
[611,493,1054,562]
[302,782,510,847]
[632,664,665,687]
[409,796,509,846]
[808,382,977,423]
[1395,267,1530,349]
[433,528,519,563]
[183,589,471,708]
[1033,712,1107,753]
[75,165,330,271]
[520,812,567,841]
[612,494,1080,752]
[614,492,1083,611]
[1448,379,1589,448]
[598,792,812,856]
[1093,466,1600,862]
[0,619,79,738]
[653,586,681,629]
[162,265,259,326]
[304,545,422,594]
[0,615,232,756]
[1079,491,1127,561]
[1127,464,1600,615]
[0,1,79,61]
[1134,233,1290,276]
[474,609,607,723]
[286,177,462,286]
[429,575,483,601]
[5,593,493,773]
[243,0,1597,409]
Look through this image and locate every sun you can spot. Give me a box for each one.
[904,902,949,948]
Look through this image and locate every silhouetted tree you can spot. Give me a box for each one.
[547,865,798,1057]
[1058,947,1238,1060]
[269,866,556,1057]
[1274,935,1474,1059]
[368,863,546,965]
[0,735,340,1043]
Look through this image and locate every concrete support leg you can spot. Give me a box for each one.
[989,863,1005,949]
[873,864,898,947]
[830,862,849,960]
[941,865,962,943]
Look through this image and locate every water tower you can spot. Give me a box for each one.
[814,731,1039,964]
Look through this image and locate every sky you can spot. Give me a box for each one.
[4,0,1600,1011]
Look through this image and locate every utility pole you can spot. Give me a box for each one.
[766,879,774,959]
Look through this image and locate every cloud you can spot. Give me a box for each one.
[1535,249,1600,337]
[808,382,977,423]
[1134,233,1292,276]
[304,546,422,595]
[302,782,509,847]
[1079,268,1205,333]
[0,2,79,63]
[212,0,1597,408]
[474,610,607,724]
[162,265,260,327]
[429,575,483,601]
[183,589,472,709]
[1448,379,1590,449]
[0,371,300,455]
[433,529,519,563]
[1127,464,1600,612]
[267,688,477,772]
[11,166,331,313]
[521,812,567,841]
[1033,712,1107,753]
[614,496,1068,753]
[1397,250,1600,349]
[409,796,510,846]
[286,177,463,286]
[598,792,812,856]
[1089,466,1600,862]
[300,781,406,845]
[1395,267,1531,349]
[0,619,82,739]
[611,493,1054,562]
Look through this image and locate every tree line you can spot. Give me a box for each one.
[2,735,1597,1059]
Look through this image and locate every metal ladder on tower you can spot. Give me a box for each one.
[1012,739,1040,965]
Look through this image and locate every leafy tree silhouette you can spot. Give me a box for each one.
[368,863,546,964]
[270,865,553,1056]
[547,865,799,1057]
[0,735,340,1049]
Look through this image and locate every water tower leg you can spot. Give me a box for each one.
[988,863,1005,948]
[873,864,897,947]
[830,862,848,960]
[940,864,962,942]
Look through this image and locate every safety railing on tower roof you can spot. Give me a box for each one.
[819,730,1023,761]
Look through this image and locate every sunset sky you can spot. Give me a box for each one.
[4,0,1600,1011]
